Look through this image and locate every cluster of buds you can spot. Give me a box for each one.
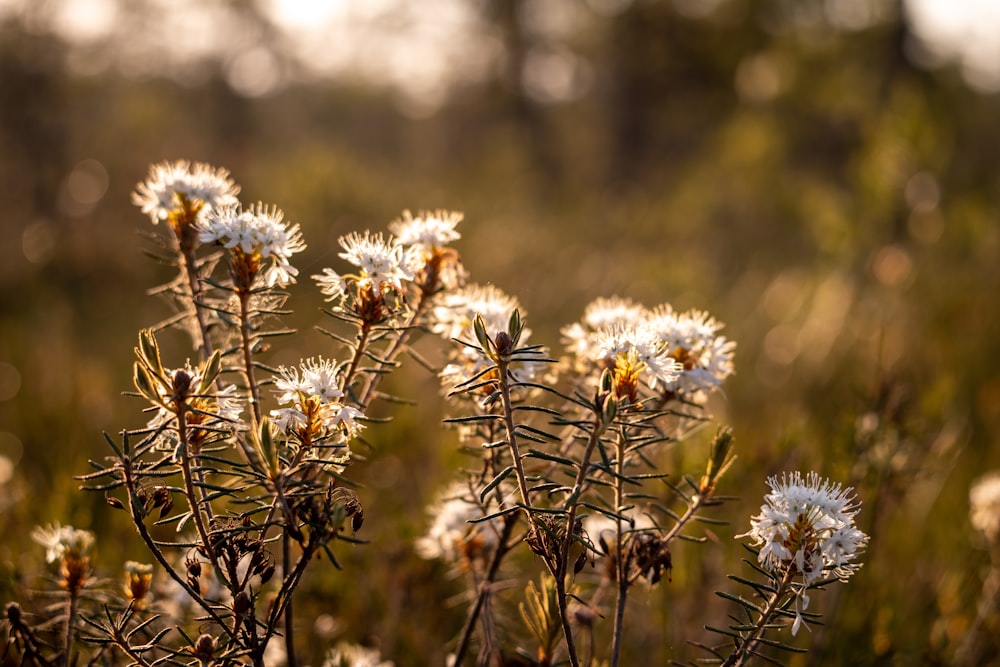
[110,482,174,521]
[132,160,240,251]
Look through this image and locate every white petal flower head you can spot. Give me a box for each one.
[432,283,523,342]
[274,357,344,405]
[562,296,649,360]
[415,482,498,562]
[32,523,95,564]
[594,323,681,389]
[583,296,648,331]
[327,403,365,438]
[312,268,349,302]
[648,305,735,399]
[199,203,305,287]
[132,160,240,224]
[970,471,1000,544]
[337,231,414,292]
[739,472,868,636]
[323,642,394,667]
[389,209,462,250]
[740,471,868,585]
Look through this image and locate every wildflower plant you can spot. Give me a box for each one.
[3,160,870,667]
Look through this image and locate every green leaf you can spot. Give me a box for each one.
[716,591,763,613]
[481,465,515,502]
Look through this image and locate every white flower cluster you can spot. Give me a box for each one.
[739,471,868,634]
[270,357,365,439]
[593,324,681,390]
[431,283,546,388]
[741,471,867,582]
[132,160,240,224]
[563,296,735,401]
[415,481,499,562]
[314,232,420,300]
[314,212,465,303]
[198,203,306,287]
[432,283,522,343]
[388,209,462,251]
[970,470,1000,544]
[31,523,95,564]
[323,642,395,667]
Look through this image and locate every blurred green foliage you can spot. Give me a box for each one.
[1,1,999,665]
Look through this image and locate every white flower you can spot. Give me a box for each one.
[336,231,414,292]
[328,403,365,437]
[270,357,365,438]
[738,471,869,634]
[389,209,462,250]
[323,642,394,667]
[970,471,1000,544]
[415,482,499,562]
[433,284,547,390]
[562,296,648,360]
[273,357,344,405]
[132,160,240,224]
[431,283,523,343]
[199,203,305,287]
[648,305,735,399]
[313,268,350,301]
[593,323,681,389]
[32,523,95,564]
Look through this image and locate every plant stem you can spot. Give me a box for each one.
[121,457,234,638]
[177,405,225,585]
[559,417,603,570]
[497,355,581,666]
[661,490,708,545]
[552,574,581,667]
[283,533,298,667]
[722,568,796,667]
[179,244,215,363]
[342,321,372,402]
[238,291,262,424]
[610,428,628,667]
[357,291,429,409]
[496,359,533,522]
[62,589,78,667]
[452,516,517,666]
